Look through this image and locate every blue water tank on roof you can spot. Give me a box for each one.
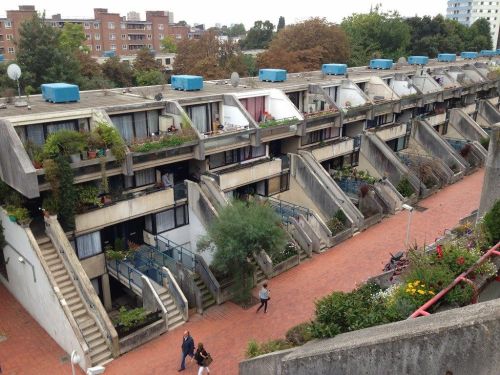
[103,50,116,58]
[461,52,478,59]
[171,75,203,91]
[41,83,80,103]
[408,56,429,65]
[0,54,4,62]
[322,64,347,75]
[496,49,500,55]
[369,59,393,70]
[437,53,456,62]
[479,50,496,57]
[259,69,287,82]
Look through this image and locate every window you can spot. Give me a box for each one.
[146,24,152,30]
[121,23,126,29]
[84,22,90,29]
[110,44,116,50]
[110,110,160,144]
[147,44,152,49]
[95,33,101,40]
[86,34,91,40]
[208,145,267,169]
[165,58,171,64]
[147,34,152,40]
[109,33,116,40]
[5,21,12,29]
[6,34,13,41]
[301,127,340,145]
[156,58,162,64]
[240,96,266,122]
[8,47,14,54]
[108,22,115,29]
[121,34,126,40]
[122,44,127,50]
[159,34,164,40]
[186,103,220,134]
[75,231,102,260]
[158,24,164,30]
[134,168,156,187]
[146,205,189,234]
[176,34,182,39]
[96,45,101,51]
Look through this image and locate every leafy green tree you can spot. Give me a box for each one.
[59,23,86,53]
[160,36,177,53]
[242,54,258,76]
[198,200,287,302]
[240,20,275,50]
[228,23,246,37]
[134,70,165,86]
[16,13,80,91]
[465,18,492,51]
[102,56,134,87]
[277,16,285,31]
[258,18,349,72]
[341,10,411,66]
[0,63,17,97]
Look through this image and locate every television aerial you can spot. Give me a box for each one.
[7,64,27,107]
[230,72,240,88]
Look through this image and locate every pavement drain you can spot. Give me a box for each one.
[60,354,70,363]
[414,205,428,212]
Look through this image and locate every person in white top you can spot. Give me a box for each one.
[256,283,270,313]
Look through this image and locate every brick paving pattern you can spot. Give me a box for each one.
[0,169,485,375]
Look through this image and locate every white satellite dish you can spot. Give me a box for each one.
[6,64,27,107]
[230,72,240,88]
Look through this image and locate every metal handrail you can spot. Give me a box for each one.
[410,242,500,318]
[107,258,144,292]
[266,196,311,223]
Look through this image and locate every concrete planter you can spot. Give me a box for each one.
[271,254,300,278]
[329,227,353,247]
[118,317,166,355]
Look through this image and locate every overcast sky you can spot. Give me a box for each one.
[1,1,446,27]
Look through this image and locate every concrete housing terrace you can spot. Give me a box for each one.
[0,56,499,371]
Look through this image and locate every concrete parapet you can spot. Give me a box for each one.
[478,124,500,218]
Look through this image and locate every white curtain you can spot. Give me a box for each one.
[135,168,155,186]
[134,112,148,140]
[76,231,102,259]
[156,209,175,232]
[27,124,45,145]
[46,121,76,134]
[145,215,153,232]
[111,115,134,144]
[189,105,209,133]
[147,110,159,134]
[175,206,186,226]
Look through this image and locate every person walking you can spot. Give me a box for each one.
[256,282,270,313]
[178,330,195,372]
[195,342,212,375]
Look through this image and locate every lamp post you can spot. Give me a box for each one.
[70,350,81,375]
[402,204,414,249]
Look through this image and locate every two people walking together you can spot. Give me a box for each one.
[179,330,212,374]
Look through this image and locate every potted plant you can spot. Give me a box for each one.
[43,130,86,161]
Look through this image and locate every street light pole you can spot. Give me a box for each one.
[402,204,414,249]
[70,350,81,375]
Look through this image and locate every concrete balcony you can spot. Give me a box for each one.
[75,187,174,234]
[374,123,407,142]
[426,113,447,126]
[311,137,354,162]
[259,117,302,142]
[214,158,282,191]
[487,97,499,107]
[464,103,476,114]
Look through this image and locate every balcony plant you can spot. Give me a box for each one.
[24,141,44,169]
[259,117,299,129]
[5,205,31,226]
[129,131,196,153]
[42,130,87,162]
[93,122,127,164]
[75,184,103,213]
[396,177,415,198]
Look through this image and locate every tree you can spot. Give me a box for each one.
[341,10,411,66]
[173,30,248,79]
[135,70,165,86]
[16,13,80,91]
[102,56,134,87]
[465,18,492,51]
[59,23,86,53]
[228,23,246,37]
[277,16,285,31]
[240,20,275,50]
[74,51,111,90]
[133,48,162,72]
[198,200,287,303]
[257,18,350,72]
[160,35,177,53]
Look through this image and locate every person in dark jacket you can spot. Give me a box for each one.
[178,330,195,372]
[195,342,211,375]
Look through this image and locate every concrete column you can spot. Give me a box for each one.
[101,274,112,311]
[478,123,500,219]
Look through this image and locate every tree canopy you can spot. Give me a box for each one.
[160,35,177,53]
[257,18,349,72]
[341,10,411,66]
[277,16,285,31]
[240,20,275,50]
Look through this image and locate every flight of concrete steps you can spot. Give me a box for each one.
[36,236,113,366]
[193,274,216,311]
[157,289,185,330]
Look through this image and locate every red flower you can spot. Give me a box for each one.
[436,244,443,258]
[456,256,465,265]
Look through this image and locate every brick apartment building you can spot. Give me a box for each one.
[0,5,191,60]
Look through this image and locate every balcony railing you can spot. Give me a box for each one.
[266,196,311,224]
[310,137,355,162]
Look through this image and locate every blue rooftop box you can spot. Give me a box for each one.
[103,50,116,58]
[171,75,203,91]
[0,54,4,62]
[496,49,500,55]
[41,83,80,103]
[259,69,287,82]
[437,53,457,62]
[369,59,393,70]
[479,50,496,57]
[408,56,429,65]
[461,51,478,59]
[322,64,347,75]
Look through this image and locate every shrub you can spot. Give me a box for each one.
[285,322,314,346]
[114,306,147,331]
[483,200,500,245]
[43,130,86,158]
[271,241,298,264]
[245,339,293,358]
[480,136,490,150]
[93,122,127,164]
[75,184,102,213]
[444,282,474,306]
[327,210,348,235]
[396,177,414,197]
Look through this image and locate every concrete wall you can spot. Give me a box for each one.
[75,188,174,235]
[241,298,500,375]
[80,253,107,280]
[448,108,489,142]
[478,124,500,218]
[0,210,88,369]
[218,159,281,191]
[311,138,354,162]
[375,123,407,141]
[476,99,500,128]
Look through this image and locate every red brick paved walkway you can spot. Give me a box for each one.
[0,169,485,375]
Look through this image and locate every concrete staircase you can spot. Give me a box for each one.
[37,236,112,366]
[157,288,185,330]
[298,246,308,262]
[193,274,216,311]
[249,257,266,285]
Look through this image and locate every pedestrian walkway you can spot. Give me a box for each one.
[0,170,485,375]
